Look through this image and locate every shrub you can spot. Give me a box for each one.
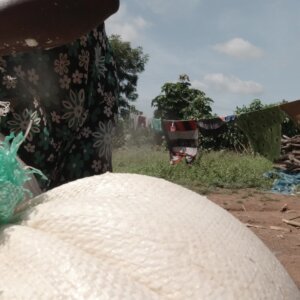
[113,147,273,191]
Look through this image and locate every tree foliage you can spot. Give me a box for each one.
[214,99,276,152]
[215,100,267,151]
[213,99,300,152]
[235,98,266,114]
[151,74,213,120]
[235,99,300,137]
[109,35,149,113]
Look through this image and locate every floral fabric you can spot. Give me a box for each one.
[0,24,118,190]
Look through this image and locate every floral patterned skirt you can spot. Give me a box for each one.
[0,24,118,191]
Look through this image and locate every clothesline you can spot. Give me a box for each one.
[129,99,300,132]
[150,99,300,164]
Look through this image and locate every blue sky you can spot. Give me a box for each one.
[106,0,300,117]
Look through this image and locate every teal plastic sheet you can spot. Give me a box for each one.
[0,132,46,223]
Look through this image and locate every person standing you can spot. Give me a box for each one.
[0,0,120,190]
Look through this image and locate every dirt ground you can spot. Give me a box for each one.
[207,189,300,289]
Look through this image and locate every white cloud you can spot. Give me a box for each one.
[192,73,264,95]
[213,38,264,59]
[106,4,149,42]
[191,79,208,91]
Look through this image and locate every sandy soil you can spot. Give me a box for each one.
[207,189,300,288]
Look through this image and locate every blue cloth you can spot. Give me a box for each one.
[224,115,236,122]
[264,170,300,195]
[151,118,163,133]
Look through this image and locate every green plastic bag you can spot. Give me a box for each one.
[0,132,46,223]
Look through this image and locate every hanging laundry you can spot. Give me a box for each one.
[279,99,300,126]
[198,117,224,130]
[198,117,227,136]
[163,120,199,165]
[129,112,139,130]
[146,118,152,129]
[236,106,286,161]
[223,115,237,122]
[137,115,147,128]
[151,118,163,133]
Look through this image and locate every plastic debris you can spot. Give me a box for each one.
[0,132,46,223]
[264,170,300,195]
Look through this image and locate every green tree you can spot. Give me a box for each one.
[201,99,268,152]
[235,99,300,137]
[151,74,213,120]
[218,98,298,152]
[109,35,149,114]
[224,99,269,152]
[278,100,300,137]
[235,98,266,114]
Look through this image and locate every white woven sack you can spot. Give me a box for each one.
[0,173,299,299]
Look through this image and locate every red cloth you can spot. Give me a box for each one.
[137,116,146,128]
